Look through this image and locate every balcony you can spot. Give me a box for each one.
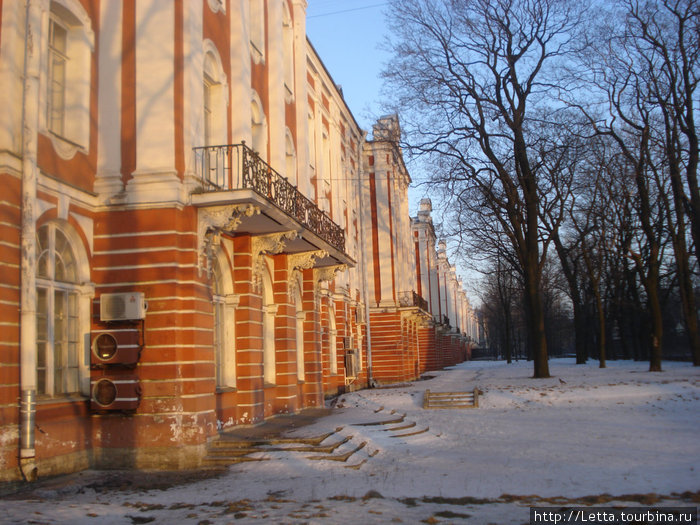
[192,143,352,266]
[398,290,430,313]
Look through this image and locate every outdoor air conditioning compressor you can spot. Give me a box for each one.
[345,349,360,378]
[91,330,141,367]
[90,375,141,412]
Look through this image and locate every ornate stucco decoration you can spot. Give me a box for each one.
[287,250,328,295]
[313,264,348,304]
[251,231,299,292]
[197,204,261,276]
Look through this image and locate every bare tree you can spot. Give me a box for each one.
[624,0,700,366]
[567,0,686,371]
[383,0,588,378]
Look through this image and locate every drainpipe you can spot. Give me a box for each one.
[357,135,373,386]
[19,0,42,482]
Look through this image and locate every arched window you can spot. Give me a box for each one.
[294,278,304,381]
[307,110,316,172]
[285,127,296,185]
[211,249,237,389]
[211,257,226,387]
[202,44,228,186]
[261,260,277,385]
[249,0,265,63]
[282,1,294,100]
[36,221,89,395]
[251,91,268,161]
[328,303,338,375]
[203,45,227,147]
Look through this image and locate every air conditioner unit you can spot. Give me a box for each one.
[91,330,141,367]
[343,336,353,349]
[345,349,360,378]
[100,292,147,322]
[90,375,141,412]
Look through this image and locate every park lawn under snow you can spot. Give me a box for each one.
[3,358,699,524]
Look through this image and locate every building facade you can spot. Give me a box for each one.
[0,0,474,482]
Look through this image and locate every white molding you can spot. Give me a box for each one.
[124,170,186,206]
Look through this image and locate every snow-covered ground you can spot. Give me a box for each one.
[3,358,699,524]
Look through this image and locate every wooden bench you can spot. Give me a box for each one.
[423,388,481,409]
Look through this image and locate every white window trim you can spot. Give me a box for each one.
[41,0,95,159]
[202,41,229,148]
[212,250,237,390]
[36,221,93,398]
[249,0,265,64]
[282,1,294,102]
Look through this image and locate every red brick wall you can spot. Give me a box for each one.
[0,172,21,477]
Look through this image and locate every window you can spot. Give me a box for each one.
[262,261,276,385]
[44,1,94,154]
[202,46,227,147]
[329,304,338,375]
[203,78,213,147]
[211,251,237,389]
[207,0,225,13]
[48,17,68,136]
[285,128,296,184]
[251,91,268,161]
[201,44,228,186]
[294,282,305,381]
[249,0,265,63]
[282,2,294,99]
[36,223,82,396]
[307,111,316,171]
[212,259,225,387]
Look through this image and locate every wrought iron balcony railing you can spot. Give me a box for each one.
[398,290,430,312]
[193,143,345,252]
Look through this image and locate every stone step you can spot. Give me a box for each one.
[353,414,406,426]
[212,428,343,448]
[307,441,367,462]
[390,426,430,438]
[202,455,270,466]
[208,435,352,456]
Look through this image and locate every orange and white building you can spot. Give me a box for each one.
[0,0,473,482]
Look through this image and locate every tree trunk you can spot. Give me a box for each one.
[524,257,549,378]
[593,284,606,368]
[573,301,588,364]
[551,234,587,364]
[645,267,664,372]
[504,309,512,364]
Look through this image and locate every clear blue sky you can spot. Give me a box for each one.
[305,1,478,299]
[305,1,433,201]
[305,1,391,132]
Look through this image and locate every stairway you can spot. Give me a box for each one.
[423,388,481,409]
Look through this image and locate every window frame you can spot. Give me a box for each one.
[47,15,69,137]
[42,0,95,157]
[211,249,238,391]
[35,222,91,398]
[249,0,265,64]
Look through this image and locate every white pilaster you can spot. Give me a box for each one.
[94,0,123,201]
[293,0,308,192]
[127,0,181,205]
[231,0,251,145]
[0,0,25,156]
[182,0,203,186]
[267,0,285,173]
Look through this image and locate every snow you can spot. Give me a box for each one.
[3,358,699,524]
